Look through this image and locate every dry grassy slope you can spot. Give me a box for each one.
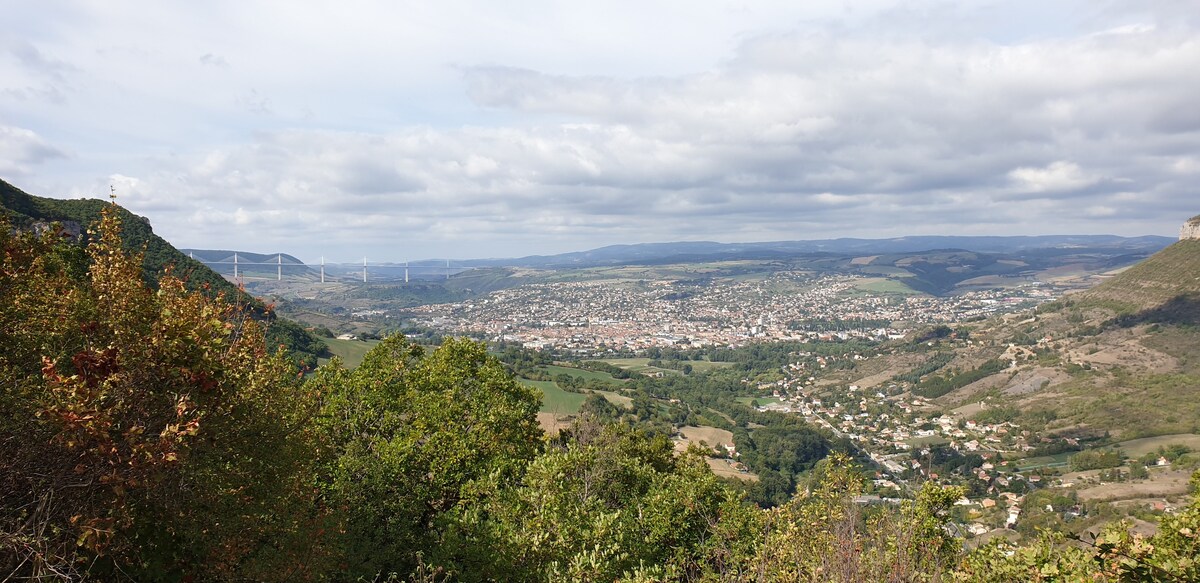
[1076,239,1200,314]
[871,239,1200,439]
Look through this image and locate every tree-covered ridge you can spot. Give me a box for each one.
[1,178,238,297]
[0,179,327,368]
[2,207,1200,581]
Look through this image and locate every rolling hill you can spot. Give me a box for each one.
[1075,238,1200,323]
[1,179,237,295]
[0,179,327,368]
[469,234,1173,269]
[856,221,1200,441]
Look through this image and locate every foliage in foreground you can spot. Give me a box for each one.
[0,208,329,579]
[3,209,1200,581]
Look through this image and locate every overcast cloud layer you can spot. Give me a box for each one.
[2,1,1198,261]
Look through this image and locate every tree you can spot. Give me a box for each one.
[311,335,543,579]
[1,208,329,580]
[468,419,759,582]
[748,454,964,581]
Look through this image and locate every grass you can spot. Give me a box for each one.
[1016,452,1073,471]
[677,425,735,448]
[594,389,633,407]
[851,278,922,295]
[1078,239,1200,311]
[1115,434,1200,458]
[736,396,781,407]
[595,357,681,376]
[319,338,382,368]
[522,379,587,414]
[541,364,624,385]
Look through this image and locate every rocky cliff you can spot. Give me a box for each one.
[1182,215,1200,240]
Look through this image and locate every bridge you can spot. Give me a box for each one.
[187,252,481,283]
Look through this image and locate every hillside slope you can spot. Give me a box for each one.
[1,179,238,296]
[0,178,327,368]
[1076,238,1200,321]
[848,226,1200,442]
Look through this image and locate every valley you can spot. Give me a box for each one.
[231,226,1200,542]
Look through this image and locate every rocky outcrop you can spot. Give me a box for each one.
[1182,215,1200,241]
[32,219,84,241]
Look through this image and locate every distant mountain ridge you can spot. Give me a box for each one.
[180,249,307,265]
[469,235,1174,269]
[183,235,1172,296]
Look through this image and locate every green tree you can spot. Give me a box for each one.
[469,419,759,582]
[312,335,543,579]
[747,454,964,581]
[0,209,329,580]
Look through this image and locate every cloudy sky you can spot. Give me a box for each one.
[3,1,1198,261]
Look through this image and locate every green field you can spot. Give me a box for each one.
[522,379,587,414]
[1016,452,1073,471]
[596,357,733,376]
[1115,434,1200,458]
[318,338,382,368]
[851,278,921,295]
[595,358,680,376]
[736,396,782,407]
[685,360,737,372]
[541,364,624,385]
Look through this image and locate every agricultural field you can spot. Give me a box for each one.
[672,425,758,482]
[596,357,680,376]
[736,396,782,407]
[1115,434,1200,458]
[851,277,921,295]
[536,412,571,435]
[706,458,758,481]
[318,337,382,368]
[593,389,633,407]
[676,425,735,449]
[541,364,625,385]
[523,379,586,414]
[1015,452,1072,471]
[1075,468,1194,502]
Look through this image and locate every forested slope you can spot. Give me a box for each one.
[0,179,326,367]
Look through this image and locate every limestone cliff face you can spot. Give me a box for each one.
[1182,215,1200,241]
[32,219,84,241]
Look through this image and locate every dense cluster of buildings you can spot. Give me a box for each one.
[409,273,1053,353]
[757,356,1046,533]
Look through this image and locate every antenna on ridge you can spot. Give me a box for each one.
[109,185,118,205]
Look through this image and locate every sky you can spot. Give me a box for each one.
[2,1,1199,262]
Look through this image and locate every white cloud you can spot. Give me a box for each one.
[1008,161,1100,193]
[2,1,1198,259]
[0,125,65,176]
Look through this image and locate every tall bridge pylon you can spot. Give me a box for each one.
[188,252,479,283]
